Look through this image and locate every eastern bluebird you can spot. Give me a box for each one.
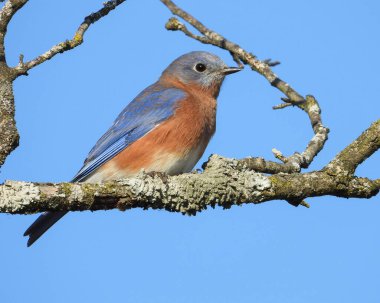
[24,51,241,246]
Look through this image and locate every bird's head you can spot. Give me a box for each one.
[160,51,241,97]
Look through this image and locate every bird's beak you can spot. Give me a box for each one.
[222,67,242,75]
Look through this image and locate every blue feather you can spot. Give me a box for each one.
[72,82,186,182]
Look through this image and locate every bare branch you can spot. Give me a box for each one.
[161,0,329,174]
[235,156,301,174]
[0,1,125,168]
[161,1,302,101]
[272,102,293,110]
[0,0,27,27]
[12,0,125,76]
[0,1,28,167]
[0,0,28,62]
[325,119,380,175]
[166,17,211,44]
[1,154,378,215]
[1,118,379,214]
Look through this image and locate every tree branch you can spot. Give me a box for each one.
[161,0,329,174]
[1,119,379,214]
[0,0,28,62]
[324,119,380,175]
[13,0,125,76]
[0,0,29,166]
[0,65,19,167]
[1,152,378,215]
[0,0,125,168]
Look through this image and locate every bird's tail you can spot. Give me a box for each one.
[24,211,67,247]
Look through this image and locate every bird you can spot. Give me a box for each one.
[24,51,241,247]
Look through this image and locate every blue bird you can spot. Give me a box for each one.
[24,51,241,246]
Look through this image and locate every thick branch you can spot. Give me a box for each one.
[13,0,125,76]
[0,154,378,215]
[0,65,19,167]
[325,119,380,175]
[1,119,379,215]
[161,0,329,174]
[0,0,24,166]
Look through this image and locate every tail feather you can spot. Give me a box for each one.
[24,211,67,247]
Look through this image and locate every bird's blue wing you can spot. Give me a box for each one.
[72,83,186,182]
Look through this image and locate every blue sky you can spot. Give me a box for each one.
[1,1,380,302]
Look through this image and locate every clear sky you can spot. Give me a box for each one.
[1,0,380,302]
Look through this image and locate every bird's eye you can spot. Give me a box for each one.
[194,63,206,72]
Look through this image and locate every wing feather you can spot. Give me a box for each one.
[72,83,186,182]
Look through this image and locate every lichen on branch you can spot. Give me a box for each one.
[0,150,378,214]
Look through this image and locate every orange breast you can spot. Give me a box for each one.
[91,88,216,181]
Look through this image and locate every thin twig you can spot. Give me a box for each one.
[263,58,281,67]
[273,102,292,110]
[161,0,329,173]
[0,0,125,168]
[161,0,303,102]
[13,0,125,76]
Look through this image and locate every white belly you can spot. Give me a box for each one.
[85,145,204,183]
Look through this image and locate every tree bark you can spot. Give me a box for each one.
[0,164,378,215]
[0,65,18,167]
[1,138,379,214]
